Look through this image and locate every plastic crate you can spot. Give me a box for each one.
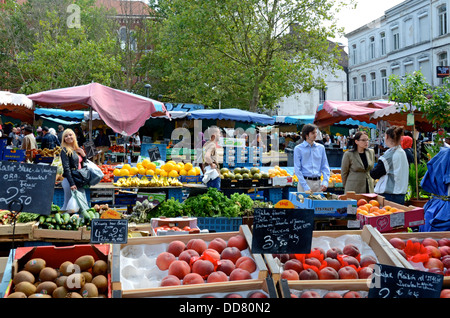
[267,187,283,204]
[196,217,242,232]
[167,187,184,202]
[2,148,25,161]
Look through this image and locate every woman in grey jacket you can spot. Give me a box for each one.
[341,131,375,194]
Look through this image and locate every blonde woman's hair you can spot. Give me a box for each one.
[60,128,79,156]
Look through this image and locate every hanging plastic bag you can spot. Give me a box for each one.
[66,195,79,213]
[51,155,64,175]
[85,159,104,186]
[71,189,90,213]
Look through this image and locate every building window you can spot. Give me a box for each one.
[418,12,429,42]
[360,40,366,63]
[393,31,400,50]
[352,77,358,100]
[119,27,137,51]
[319,88,327,104]
[438,5,448,36]
[361,75,367,99]
[351,44,357,65]
[369,37,375,59]
[380,70,388,96]
[391,63,401,76]
[380,32,386,56]
[370,72,377,97]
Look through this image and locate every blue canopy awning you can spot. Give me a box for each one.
[187,108,275,125]
[35,108,85,121]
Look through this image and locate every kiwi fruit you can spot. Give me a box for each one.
[92,260,108,276]
[7,292,27,298]
[29,293,52,298]
[65,273,85,291]
[74,255,95,271]
[59,261,76,276]
[15,281,37,296]
[13,270,35,285]
[66,292,83,298]
[91,274,107,294]
[35,281,57,295]
[24,258,46,275]
[80,283,98,298]
[55,275,68,287]
[39,267,58,282]
[81,271,93,283]
[52,286,69,298]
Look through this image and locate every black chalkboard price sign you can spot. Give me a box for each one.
[90,218,128,244]
[368,263,444,298]
[251,207,314,254]
[0,161,56,215]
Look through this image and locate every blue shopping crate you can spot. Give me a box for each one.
[197,217,242,232]
[167,187,184,202]
[267,187,283,204]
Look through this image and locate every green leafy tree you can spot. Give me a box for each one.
[140,0,354,110]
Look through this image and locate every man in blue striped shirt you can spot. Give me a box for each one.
[294,124,330,192]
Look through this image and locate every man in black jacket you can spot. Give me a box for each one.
[41,126,60,150]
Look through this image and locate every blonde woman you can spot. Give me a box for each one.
[60,128,87,210]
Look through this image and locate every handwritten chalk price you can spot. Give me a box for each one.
[90,219,128,244]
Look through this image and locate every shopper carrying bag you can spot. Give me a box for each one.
[60,128,89,210]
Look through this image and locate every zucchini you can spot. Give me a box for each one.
[55,213,62,225]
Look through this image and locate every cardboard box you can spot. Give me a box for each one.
[2,148,25,161]
[340,192,425,233]
[150,217,201,236]
[381,231,450,287]
[289,192,358,219]
[264,225,405,285]
[0,222,35,241]
[33,223,83,241]
[272,176,293,187]
[5,244,111,297]
[111,225,269,298]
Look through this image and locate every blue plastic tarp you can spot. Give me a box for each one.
[187,108,275,125]
[284,115,315,125]
[419,147,450,232]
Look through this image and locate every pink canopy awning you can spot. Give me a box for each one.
[0,91,34,123]
[314,100,394,128]
[27,83,170,136]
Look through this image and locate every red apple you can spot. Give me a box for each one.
[422,238,439,248]
[318,267,339,280]
[425,246,441,259]
[389,238,406,249]
[424,258,444,271]
[343,244,360,257]
[438,238,450,247]
[326,247,343,259]
[441,289,450,298]
[300,291,321,298]
[442,257,450,269]
[338,266,359,279]
[439,246,450,257]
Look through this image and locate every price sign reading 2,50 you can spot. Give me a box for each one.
[0,187,32,206]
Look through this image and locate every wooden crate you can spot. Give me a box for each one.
[111,225,269,298]
[0,222,34,241]
[32,223,83,241]
[264,225,405,284]
[278,278,369,298]
[381,231,450,287]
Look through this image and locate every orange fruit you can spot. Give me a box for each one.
[148,162,156,171]
[179,169,188,176]
[194,167,201,175]
[141,159,151,168]
[154,168,162,176]
[370,206,379,213]
[188,168,197,176]
[129,167,139,176]
[365,203,373,209]
[359,206,369,212]
[384,205,392,211]
[184,162,193,171]
[138,167,147,175]
[160,170,168,177]
[357,199,368,207]
[122,164,131,171]
[113,169,121,176]
[146,169,155,176]
[390,208,398,213]
[369,200,380,207]
[120,169,130,176]
[169,170,179,178]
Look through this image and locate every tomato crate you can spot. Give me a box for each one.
[289,192,357,219]
[381,231,450,287]
[111,225,269,298]
[264,225,405,285]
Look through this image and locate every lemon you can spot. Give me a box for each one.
[169,170,179,178]
[120,169,130,176]
[146,169,155,176]
[113,169,121,176]
[141,159,151,168]
[184,162,193,171]
[194,167,201,176]
[179,169,187,176]
[122,164,131,171]
[138,167,147,175]
[160,170,168,177]
[188,168,196,176]
[148,162,156,171]
[155,168,162,176]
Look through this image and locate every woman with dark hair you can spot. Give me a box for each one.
[341,131,375,193]
[370,126,409,204]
